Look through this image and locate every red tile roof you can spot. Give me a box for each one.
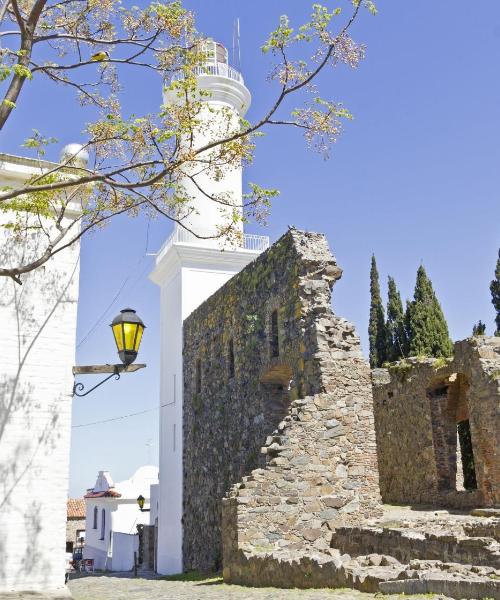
[84,489,122,499]
[67,498,86,519]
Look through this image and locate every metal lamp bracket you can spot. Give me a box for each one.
[72,363,146,397]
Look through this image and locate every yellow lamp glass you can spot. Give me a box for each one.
[112,323,125,352]
[123,322,141,352]
[133,325,144,352]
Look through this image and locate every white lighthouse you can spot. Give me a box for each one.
[150,40,269,575]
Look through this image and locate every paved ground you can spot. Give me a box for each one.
[67,573,448,600]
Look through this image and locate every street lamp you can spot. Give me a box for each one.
[111,308,146,366]
[72,308,146,397]
[136,495,150,512]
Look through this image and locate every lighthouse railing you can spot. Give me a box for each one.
[155,228,269,262]
[171,62,244,84]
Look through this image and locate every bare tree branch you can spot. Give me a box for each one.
[0,0,370,282]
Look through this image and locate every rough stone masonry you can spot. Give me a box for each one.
[182,229,382,577]
[372,336,500,509]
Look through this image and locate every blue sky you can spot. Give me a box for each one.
[3,1,500,497]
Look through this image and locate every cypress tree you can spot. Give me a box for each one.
[385,276,407,362]
[405,265,453,358]
[472,321,486,336]
[490,249,500,336]
[368,255,386,367]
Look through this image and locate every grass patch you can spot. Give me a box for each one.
[375,594,439,599]
[158,570,223,584]
[432,356,452,370]
[387,359,413,382]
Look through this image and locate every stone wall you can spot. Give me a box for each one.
[331,525,500,568]
[182,229,382,576]
[372,337,500,507]
[138,524,155,570]
[66,518,85,550]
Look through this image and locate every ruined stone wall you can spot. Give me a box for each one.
[182,229,382,577]
[372,337,500,508]
[331,525,500,568]
[372,364,440,505]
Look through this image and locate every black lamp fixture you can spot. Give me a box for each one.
[136,494,150,512]
[72,308,146,397]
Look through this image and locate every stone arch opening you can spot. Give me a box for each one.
[259,365,293,459]
[428,373,477,492]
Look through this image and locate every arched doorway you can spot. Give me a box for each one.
[428,373,477,492]
[260,365,293,427]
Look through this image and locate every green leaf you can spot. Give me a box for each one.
[12,64,33,80]
[0,66,11,82]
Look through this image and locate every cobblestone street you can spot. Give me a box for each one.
[67,573,447,600]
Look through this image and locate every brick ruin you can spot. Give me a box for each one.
[181,229,500,597]
[372,337,500,509]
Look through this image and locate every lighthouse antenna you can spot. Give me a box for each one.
[237,18,241,68]
[232,19,235,65]
[232,17,241,69]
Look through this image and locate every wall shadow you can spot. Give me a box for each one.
[0,230,79,590]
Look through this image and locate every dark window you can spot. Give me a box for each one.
[457,419,477,490]
[66,541,74,553]
[195,359,202,395]
[100,509,106,540]
[93,506,98,529]
[270,310,279,357]
[228,339,235,378]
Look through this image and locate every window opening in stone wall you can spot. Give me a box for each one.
[195,359,202,395]
[93,506,98,529]
[228,339,235,378]
[258,365,293,468]
[270,310,279,357]
[457,419,477,490]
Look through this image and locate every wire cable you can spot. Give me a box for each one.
[76,219,151,349]
[72,406,158,428]
[72,398,170,429]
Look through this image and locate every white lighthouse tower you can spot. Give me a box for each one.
[150,40,269,575]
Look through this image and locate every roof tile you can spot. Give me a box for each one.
[67,498,86,519]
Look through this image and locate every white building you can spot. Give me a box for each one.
[0,150,84,594]
[84,466,158,571]
[150,40,269,575]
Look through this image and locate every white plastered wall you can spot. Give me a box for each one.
[153,57,262,575]
[83,467,157,571]
[0,155,81,593]
[83,499,115,571]
[151,244,261,575]
[163,73,251,242]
